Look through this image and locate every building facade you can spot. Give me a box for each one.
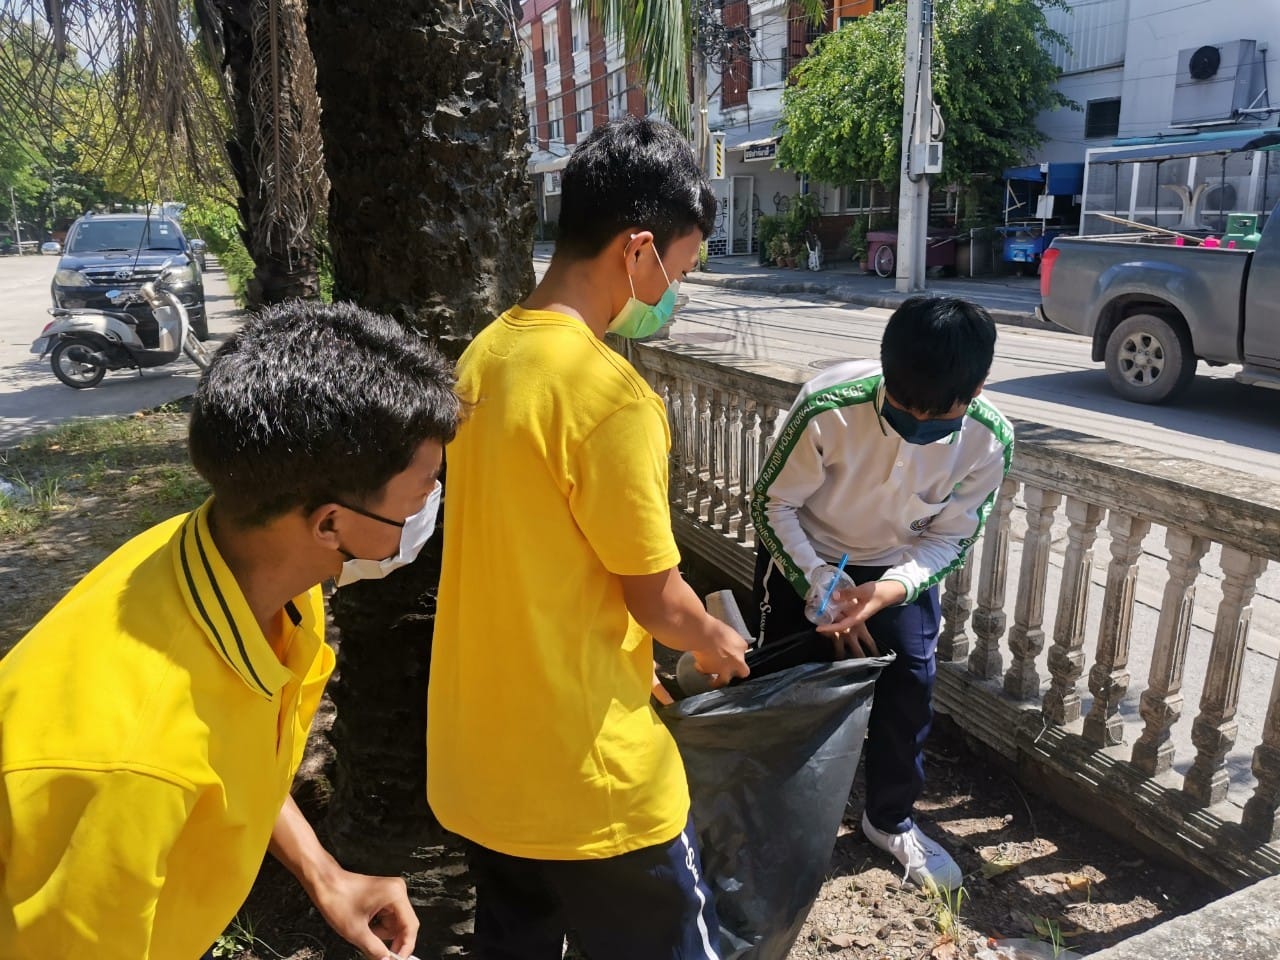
[520,0,649,234]
[703,1,884,256]
[518,0,883,248]
[1037,0,1279,163]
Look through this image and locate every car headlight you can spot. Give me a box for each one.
[54,268,89,287]
[162,263,198,287]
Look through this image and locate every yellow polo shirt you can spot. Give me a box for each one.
[0,500,333,959]
[429,306,688,860]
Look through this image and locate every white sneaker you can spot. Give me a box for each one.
[861,812,963,891]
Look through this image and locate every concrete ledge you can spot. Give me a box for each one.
[1085,875,1280,960]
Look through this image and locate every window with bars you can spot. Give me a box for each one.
[1084,98,1121,140]
[576,85,593,139]
[520,25,533,76]
[570,0,589,53]
[842,180,892,214]
[542,11,558,65]
[721,0,751,108]
[547,95,563,143]
[608,69,627,119]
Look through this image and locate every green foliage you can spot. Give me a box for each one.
[0,17,141,235]
[758,195,822,266]
[779,0,1075,188]
[180,198,255,306]
[845,218,868,260]
[757,214,784,264]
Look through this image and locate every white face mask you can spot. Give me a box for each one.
[335,481,442,587]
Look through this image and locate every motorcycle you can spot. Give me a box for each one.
[31,267,213,390]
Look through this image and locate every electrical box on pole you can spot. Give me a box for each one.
[912,142,943,175]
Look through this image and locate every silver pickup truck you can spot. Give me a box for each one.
[1036,206,1280,403]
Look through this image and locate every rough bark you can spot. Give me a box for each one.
[211,0,321,305]
[308,0,535,344]
[307,0,535,871]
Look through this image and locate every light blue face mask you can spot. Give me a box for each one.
[608,242,679,340]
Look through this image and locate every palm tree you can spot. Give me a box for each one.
[308,0,828,893]
[1,0,325,306]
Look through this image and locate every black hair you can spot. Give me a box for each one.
[189,300,460,526]
[881,296,996,416]
[555,116,717,260]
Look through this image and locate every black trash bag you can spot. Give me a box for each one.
[661,630,892,960]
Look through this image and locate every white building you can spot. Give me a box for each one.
[1038,0,1279,162]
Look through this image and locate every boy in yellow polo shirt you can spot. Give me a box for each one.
[0,301,460,960]
[429,117,750,959]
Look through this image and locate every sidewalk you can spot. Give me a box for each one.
[532,242,1044,328]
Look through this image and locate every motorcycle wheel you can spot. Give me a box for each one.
[50,338,107,389]
[184,330,213,371]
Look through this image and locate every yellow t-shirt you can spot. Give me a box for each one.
[0,500,334,959]
[429,306,687,859]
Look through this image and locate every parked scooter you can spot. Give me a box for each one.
[31,266,213,389]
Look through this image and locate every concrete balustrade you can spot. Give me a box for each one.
[620,337,1280,887]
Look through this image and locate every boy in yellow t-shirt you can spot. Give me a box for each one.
[429,117,750,959]
[0,302,460,960]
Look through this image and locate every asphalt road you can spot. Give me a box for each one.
[0,253,243,445]
[668,281,1280,483]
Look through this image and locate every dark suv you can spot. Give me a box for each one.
[51,213,208,340]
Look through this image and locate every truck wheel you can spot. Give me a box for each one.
[1104,313,1196,404]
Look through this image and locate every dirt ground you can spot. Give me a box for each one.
[0,411,1219,960]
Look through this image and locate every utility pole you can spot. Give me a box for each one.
[693,42,710,174]
[691,1,713,175]
[9,185,22,256]
[894,0,935,293]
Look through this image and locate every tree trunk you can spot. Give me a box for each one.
[210,0,322,305]
[307,0,535,875]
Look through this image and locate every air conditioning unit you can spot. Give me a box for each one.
[1171,40,1269,126]
[1162,174,1257,228]
[1198,174,1255,214]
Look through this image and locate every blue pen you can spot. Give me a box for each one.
[817,552,850,618]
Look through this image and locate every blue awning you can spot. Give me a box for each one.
[1002,162,1085,195]
[1091,128,1280,165]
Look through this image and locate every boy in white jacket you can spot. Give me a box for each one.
[750,296,1012,890]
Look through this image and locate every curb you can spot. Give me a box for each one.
[683,271,1044,331]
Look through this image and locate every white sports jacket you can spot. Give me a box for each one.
[750,360,1013,604]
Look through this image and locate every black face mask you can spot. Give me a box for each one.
[880,399,965,445]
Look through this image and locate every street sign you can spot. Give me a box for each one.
[744,141,777,162]
[711,132,726,180]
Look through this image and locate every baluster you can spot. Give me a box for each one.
[1130,530,1211,776]
[1082,512,1151,746]
[708,388,726,528]
[725,394,744,537]
[969,476,1017,680]
[1243,639,1280,840]
[938,557,973,664]
[1003,486,1062,700]
[658,375,680,509]
[736,401,759,543]
[1042,498,1106,725]
[670,377,690,513]
[1184,547,1267,806]
[695,383,711,522]
[737,401,752,545]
